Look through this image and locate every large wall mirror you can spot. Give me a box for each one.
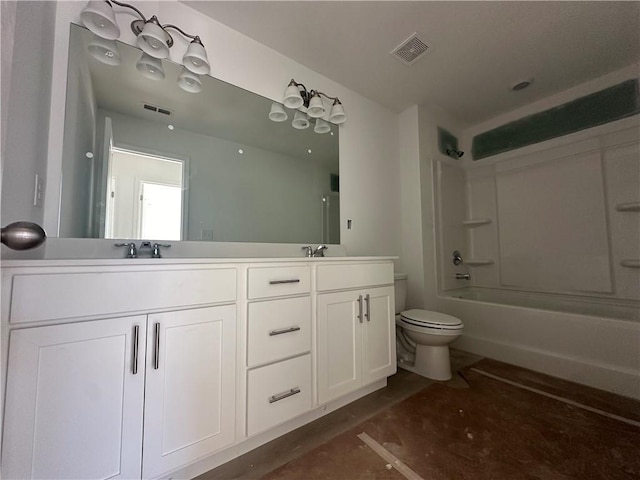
[60,24,340,244]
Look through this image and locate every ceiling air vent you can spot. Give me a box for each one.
[142,102,172,116]
[391,33,429,66]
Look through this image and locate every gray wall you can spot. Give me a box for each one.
[96,110,337,244]
[1,1,56,227]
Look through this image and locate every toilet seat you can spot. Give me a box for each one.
[399,309,463,331]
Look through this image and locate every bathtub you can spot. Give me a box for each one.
[434,287,640,399]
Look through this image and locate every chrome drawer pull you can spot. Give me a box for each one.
[365,294,371,322]
[269,279,301,285]
[154,322,160,370]
[269,387,301,404]
[132,325,139,375]
[269,326,301,336]
[357,295,363,323]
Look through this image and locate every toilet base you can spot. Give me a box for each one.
[397,345,452,381]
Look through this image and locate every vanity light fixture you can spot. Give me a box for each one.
[80,0,211,75]
[281,79,347,124]
[271,78,346,133]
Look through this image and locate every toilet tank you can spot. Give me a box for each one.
[394,273,408,314]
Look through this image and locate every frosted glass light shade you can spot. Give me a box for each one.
[87,37,120,66]
[183,40,211,75]
[329,101,347,124]
[283,85,304,109]
[137,21,170,59]
[307,93,325,118]
[80,1,120,40]
[177,68,201,93]
[292,111,310,130]
[314,118,331,134]
[136,53,165,80]
[268,102,288,122]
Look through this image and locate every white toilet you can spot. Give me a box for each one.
[394,274,463,381]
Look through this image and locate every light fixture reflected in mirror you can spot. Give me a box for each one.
[80,0,210,74]
[314,118,331,134]
[177,67,201,93]
[292,111,310,130]
[87,36,120,65]
[136,53,165,80]
[268,102,288,122]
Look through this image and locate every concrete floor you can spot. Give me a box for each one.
[198,351,640,480]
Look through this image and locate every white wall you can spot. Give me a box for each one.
[415,104,468,309]
[27,0,401,259]
[398,106,424,309]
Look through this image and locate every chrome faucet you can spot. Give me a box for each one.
[152,243,171,258]
[313,245,328,257]
[301,246,313,257]
[455,273,471,280]
[115,242,137,258]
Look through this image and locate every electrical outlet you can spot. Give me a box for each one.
[201,229,213,241]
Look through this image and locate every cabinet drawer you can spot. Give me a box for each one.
[9,268,236,324]
[247,354,312,436]
[316,263,393,292]
[247,297,311,367]
[247,266,311,299]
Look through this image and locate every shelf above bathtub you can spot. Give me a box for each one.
[620,259,640,268]
[462,219,492,227]
[615,202,640,212]
[466,259,495,266]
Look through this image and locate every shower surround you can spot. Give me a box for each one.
[433,118,640,399]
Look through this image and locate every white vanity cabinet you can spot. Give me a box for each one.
[2,315,147,480]
[1,257,397,480]
[245,266,313,436]
[1,264,237,480]
[316,263,396,404]
[142,305,236,478]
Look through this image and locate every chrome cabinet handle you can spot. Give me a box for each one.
[269,326,301,336]
[269,279,301,285]
[132,325,139,375]
[357,295,363,323]
[268,387,301,404]
[154,322,160,370]
[365,294,371,322]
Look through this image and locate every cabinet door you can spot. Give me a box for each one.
[317,291,363,404]
[2,316,146,480]
[362,286,396,384]
[142,305,236,478]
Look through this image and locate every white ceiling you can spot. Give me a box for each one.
[184,1,640,124]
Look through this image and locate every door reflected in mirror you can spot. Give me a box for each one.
[105,148,185,241]
[60,24,340,245]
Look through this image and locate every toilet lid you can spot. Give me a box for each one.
[400,309,463,328]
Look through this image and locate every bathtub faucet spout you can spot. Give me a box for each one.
[455,273,470,280]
